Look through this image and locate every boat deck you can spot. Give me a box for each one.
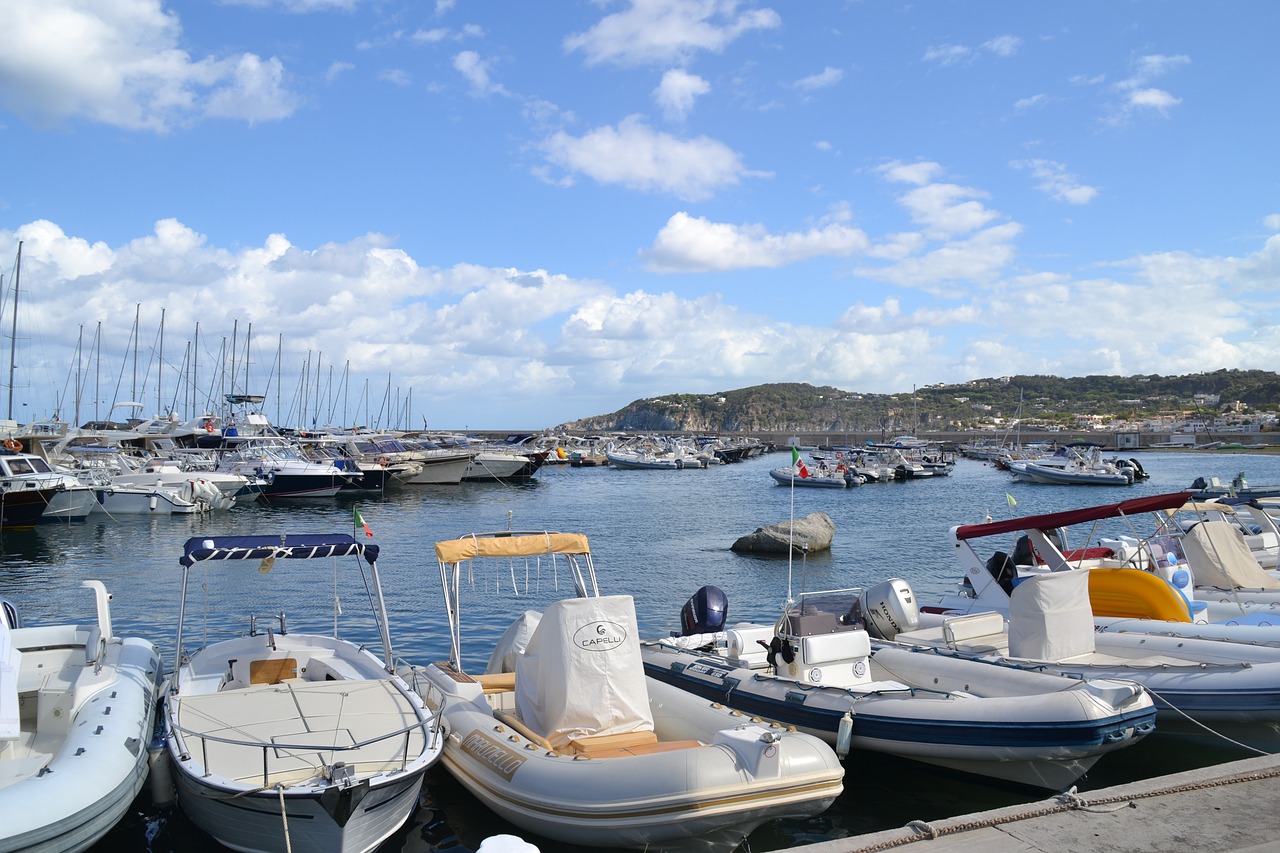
[173,679,426,787]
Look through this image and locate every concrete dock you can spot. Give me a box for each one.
[783,752,1280,853]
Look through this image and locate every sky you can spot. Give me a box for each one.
[1,0,1279,431]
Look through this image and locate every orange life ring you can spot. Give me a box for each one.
[205,421,215,434]
[377,456,389,467]
[4,438,18,451]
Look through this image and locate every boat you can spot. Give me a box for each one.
[927,491,1280,641]
[888,552,1280,749]
[0,450,99,521]
[0,484,60,528]
[162,534,443,853]
[1,580,165,852]
[1189,472,1280,502]
[216,439,362,498]
[606,447,682,469]
[402,531,845,852]
[643,583,1156,790]
[768,461,849,489]
[1007,444,1134,485]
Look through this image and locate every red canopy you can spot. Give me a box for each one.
[953,491,1192,541]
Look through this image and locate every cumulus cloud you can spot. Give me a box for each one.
[982,35,1021,57]
[539,115,762,201]
[654,69,710,121]
[1112,52,1190,118]
[1012,159,1099,205]
[878,160,945,186]
[0,0,298,131]
[643,211,870,272]
[922,44,971,67]
[564,0,781,67]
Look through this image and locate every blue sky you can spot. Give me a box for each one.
[2,0,1278,430]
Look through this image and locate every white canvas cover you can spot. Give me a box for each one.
[485,610,541,674]
[0,617,20,740]
[514,595,652,750]
[1181,520,1280,590]
[1009,570,1096,661]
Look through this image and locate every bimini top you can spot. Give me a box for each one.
[434,531,590,564]
[181,534,378,567]
[954,491,1193,542]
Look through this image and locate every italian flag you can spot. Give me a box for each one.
[791,446,810,478]
[354,507,373,538]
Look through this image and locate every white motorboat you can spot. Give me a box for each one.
[1007,444,1134,486]
[644,583,1156,790]
[0,451,98,522]
[216,440,362,498]
[461,449,538,481]
[163,534,443,853]
[1,581,164,853]
[403,531,844,852]
[768,466,851,488]
[892,561,1280,750]
[930,490,1280,629]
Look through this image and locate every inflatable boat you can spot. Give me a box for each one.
[405,532,844,852]
[644,584,1156,791]
[1,582,164,853]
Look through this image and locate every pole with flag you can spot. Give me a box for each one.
[791,446,810,479]
[354,506,373,539]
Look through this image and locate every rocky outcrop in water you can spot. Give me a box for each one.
[731,511,835,555]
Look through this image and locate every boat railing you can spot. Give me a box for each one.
[169,701,442,786]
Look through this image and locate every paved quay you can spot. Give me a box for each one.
[780,752,1280,853]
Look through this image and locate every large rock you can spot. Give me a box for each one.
[731,512,835,555]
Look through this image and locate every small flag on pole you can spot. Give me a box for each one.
[1006,493,1017,508]
[791,446,810,479]
[354,507,373,538]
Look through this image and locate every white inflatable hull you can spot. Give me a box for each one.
[411,662,843,852]
[643,638,1154,791]
[1,627,163,853]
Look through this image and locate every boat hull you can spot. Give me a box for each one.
[641,640,1153,790]
[414,663,843,852]
[2,630,163,853]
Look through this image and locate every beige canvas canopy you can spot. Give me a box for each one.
[1181,519,1280,590]
[435,532,590,564]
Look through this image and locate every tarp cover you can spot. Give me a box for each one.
[435,532,589,564]
[1181,520,1280,590]
[485,610,542,674]
[1009,570,1096,660]
[514,595,652,750]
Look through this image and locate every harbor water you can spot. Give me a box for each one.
[4,449,1279,852]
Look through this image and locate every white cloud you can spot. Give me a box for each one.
[1112,53,1190,118]
[1014,93,1048,111]
[922,44,971,67]
[1265,214,1280,231]
[898,183,1000,238]
[861,222,1023,294]
[539,115,761,201]
[325,61,354,83]
[0,0,298,131]
[794,66,843,91]
[564,0,781,67]
[654,69,710,121]
[982,35,1021,57]
[453,51,509,96]
[878,160,945,186]
[378,68,412,87]
[1012,159,1099,205]
[643,211,870,272]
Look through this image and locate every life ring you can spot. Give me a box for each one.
[205,421,215,434]
[377,456,389,467]
[3,438,18,452]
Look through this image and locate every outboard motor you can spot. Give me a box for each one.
[681,585,728,635]
[858,578,919,640]
[1011,535,1035,568]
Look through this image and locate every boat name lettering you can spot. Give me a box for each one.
[687,661,732,680]
[460,731,527,781]
[573,620,627,651]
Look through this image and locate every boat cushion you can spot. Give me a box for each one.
[249,657,299,684]
[800,630,870,666]
[941,612,1006,647]
[475,672,516,694]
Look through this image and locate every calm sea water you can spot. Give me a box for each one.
[6,449,1280,852]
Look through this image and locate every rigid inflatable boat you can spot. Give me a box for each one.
[644,583,1156,791]
[404,532,844,852]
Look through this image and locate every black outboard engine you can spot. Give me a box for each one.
[680,585,728,635]
[1012,535,1035,568]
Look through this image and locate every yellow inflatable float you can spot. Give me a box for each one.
[1087,568,1192,622]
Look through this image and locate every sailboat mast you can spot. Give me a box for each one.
[7,241,21,420]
